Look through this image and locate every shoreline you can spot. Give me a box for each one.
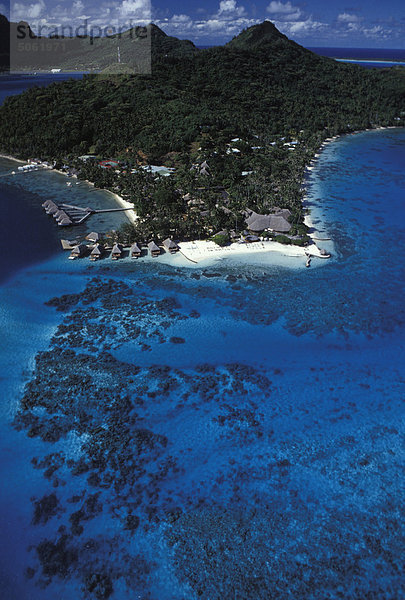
[0,151,328,266]
[302,125,403,238]
[0,153,27,165]
[3,125,402,267]
[178,238,329,264]
[105,190,138,225]
[0,150,331,267]
[0,154,139,225]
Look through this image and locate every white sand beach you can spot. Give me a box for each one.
[178,238,329,265]
[0,153,27,164]
[106,191,138,225]
[0,152,331,267]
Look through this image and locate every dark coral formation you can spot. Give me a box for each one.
[166,505,404,600]
[15,274,405,599]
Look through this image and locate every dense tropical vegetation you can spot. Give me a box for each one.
[1,19,404,242]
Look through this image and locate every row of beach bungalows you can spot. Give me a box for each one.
[42,199,73,226]
[16,160,52,173]
[17,164,38,172]
[69,238,179,260]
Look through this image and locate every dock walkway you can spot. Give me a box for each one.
[43,201,130,227]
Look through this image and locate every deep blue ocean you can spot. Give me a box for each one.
[0,73,84,105]
[0,77,404,599]
[308,47,405,68]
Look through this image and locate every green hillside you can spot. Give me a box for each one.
[0,20,404,242]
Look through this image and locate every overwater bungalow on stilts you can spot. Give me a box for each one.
[69,245,87,259]
[148,241,161,257]
[42,200,54,211]
[86,232,100,243]
[53,209,65,221]
[90,244,103,261]
[58,216,73,226]
[54,210,73,226]
[163,238,179,254]
[130,243,142,258]
[45,201,59,215]
[61,239,79,250]
[111,243,123,260]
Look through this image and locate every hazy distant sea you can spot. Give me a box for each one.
[308,47,405,68]
[198,45,405,68]
[0,72,84,105]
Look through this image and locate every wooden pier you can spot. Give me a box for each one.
[42,200,130,227]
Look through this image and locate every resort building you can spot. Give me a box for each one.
[44,202,59,215]
[111,243,123,260]
[90,244,103,261]
[130,243,142,258]
[54,210,73,226]
[58,215,73,227]
[245,208,292,234]
[141,165,175,177]
[86,232,100,243]
[99,160,120,170]
[163,239,179,254]
[69,245,87,259]
[148,241,161,257]
[78,155,97,162]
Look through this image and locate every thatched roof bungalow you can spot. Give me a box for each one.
[245,210,291,234]
[111,243,123,260]
[272,207,292,219]
[90,244,103,261]
[45,202,59,215]
[58,216,73,227]
[54,210,72,226]
[54,210,67,221]
[148,241,161,257]
[163,238,179,254]
[69,245,87,259]
[130,243,142,258]
[86,232,99,243]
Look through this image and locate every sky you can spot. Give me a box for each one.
[2,0,405,47]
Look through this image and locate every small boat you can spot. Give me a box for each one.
[66,181,72,187]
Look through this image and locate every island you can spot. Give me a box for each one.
[0,18,404,254]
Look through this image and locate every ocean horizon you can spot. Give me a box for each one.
[197,45,405,67]
[0,77,404,599]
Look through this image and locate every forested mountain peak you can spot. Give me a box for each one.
[227,20,293,50]
[0,15,404,242]
[149,23,199,58]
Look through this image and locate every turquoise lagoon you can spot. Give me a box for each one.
[0,121,404,598]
